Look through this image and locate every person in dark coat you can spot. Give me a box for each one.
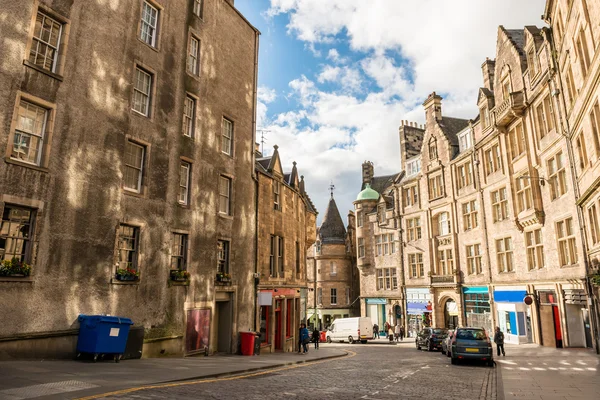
[399,326,405,341]
[312,327,320,349]
[373,324,379,339]
[299,323,310,354]
[493,326,505,356]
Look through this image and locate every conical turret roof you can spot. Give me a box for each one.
[319,196,346,244]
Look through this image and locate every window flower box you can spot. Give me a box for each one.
[0,258,32,277]
[170,269,190,282]
[216,272,231,283]
[115,268,140,281]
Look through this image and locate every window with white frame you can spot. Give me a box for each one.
[437,249,453,275]
[193,0,203,17]
[406,158,421,176]
[536,96,555,139]
[330,262,337,276]
[515,174,533,213]
[123,141,145,193]
[132,66,152,116]
[11,100,48,166]
[273,181,281,210]
[525,229,544,270]
[496,237,513,273]
[491,187,509,222]
[117,224,140,272]
[508,123,525,159]
[218,175,231,215]
[358,237,365,258]
[269,235,276,276]
[217,240,229,274]
[330,288,337,305]
[588,203,600,245]
[0,205,35,263]
[357,211,363,227]
[377,268,398,290]
[480,107,490,130]
[556,217,578,266]
[179,161,191,205]
[375,235,382,256]
[29,11,63,73]
[466,244,482,275]
[408,253,424,278]
[458,129,473,151]
[140,1,159,47]
[221,118,233,155]
[437,212,451,236]
[183,96,195,137]
[484,143,502,175]
[277,236,284,277]
[187,35,200,76]
[429,138,438,160]
[171,233,188,270]
[406,217,421,241]
[547,152,567,200]
[462,200,478,231]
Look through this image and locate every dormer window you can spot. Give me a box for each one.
[429,138,438,160]
[406,158,421,176]
[458,129,473,151]
[480,107,490,129]
[527,47,539,77]
[378,205,386,224]
[273,181,281,210]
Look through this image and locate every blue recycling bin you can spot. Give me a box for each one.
[77,315,133,362]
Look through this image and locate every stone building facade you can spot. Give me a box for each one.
[0,0,259,358]
[307,194,359,330]
[355,6,597,349]
[544,0,600,352]
[255,145,317,353]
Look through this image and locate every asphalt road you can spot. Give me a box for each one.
[86,341,497,400]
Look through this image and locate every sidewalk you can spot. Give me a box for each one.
[497,344,600,399]
[0,347,348,400]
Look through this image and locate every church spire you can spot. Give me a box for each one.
[319,194,346,244]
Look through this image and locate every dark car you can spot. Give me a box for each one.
[450,327,493,366]
[415,327,448,351]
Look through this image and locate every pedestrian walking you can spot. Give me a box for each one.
[394,324,401,342]
[493,326,505,356]
[388,326,394,343]
[299,323,310,354]
[373,324,379,339]
[399,326,405,341]
[312,327,320,350]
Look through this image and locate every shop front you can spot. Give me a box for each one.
[493,287,531,344]
[463,287,492,334]
[365,298,387,335]
[258,288,301,353]
[406,288,432,337]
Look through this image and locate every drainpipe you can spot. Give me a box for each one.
[252,29,260,332]
[543,24,599,353]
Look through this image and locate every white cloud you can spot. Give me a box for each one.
[264,0,546,220]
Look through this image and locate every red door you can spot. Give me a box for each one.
[552,305,563,348]
[275,310,282,350]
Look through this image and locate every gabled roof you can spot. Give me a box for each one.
[477,87,493,104]
[319,196,346,244]
[500,27,528,71]
[438,116,470,146]
[256,157,271,172]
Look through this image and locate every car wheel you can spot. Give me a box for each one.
[427,340,433,351]
[348,336,354,344]
[361,340,367,344]
[326,336,332,343]
[451,357,457,365]
[416,340,421,350]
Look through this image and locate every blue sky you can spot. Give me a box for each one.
[235,0,546,224]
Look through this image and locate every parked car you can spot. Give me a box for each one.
[450,327,493,366]
[326,317,373,344]
[415,327,448,351]
[441,329,454,356]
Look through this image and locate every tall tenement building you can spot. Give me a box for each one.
[355,0,600,351]
[0,0,260,358]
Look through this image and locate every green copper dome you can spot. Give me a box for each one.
[356,184,379,201]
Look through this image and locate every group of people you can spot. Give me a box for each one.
[372,322,405,342]
[298,323,321,354]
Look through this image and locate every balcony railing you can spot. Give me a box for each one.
[493,91,525,128]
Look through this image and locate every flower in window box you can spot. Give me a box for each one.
[116,267,140,281]
[170,269,190,282]
[591,274,600,286]
[0,258,32,277]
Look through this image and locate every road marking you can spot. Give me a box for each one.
[0,381,98,399]
[76,350,357,400]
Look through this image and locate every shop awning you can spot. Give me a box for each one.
[407,302,430,315]
[494,290,527,303]
[463,287,489,294]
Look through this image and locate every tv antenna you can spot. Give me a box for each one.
[257,129,271,155]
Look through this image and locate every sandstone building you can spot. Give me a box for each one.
[355,2,598,349]
[0,0,259,358]
[255,145,317,353]
[307,193,359,330]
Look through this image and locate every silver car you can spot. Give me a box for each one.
[450,327,493,367]
[441,329,454,356]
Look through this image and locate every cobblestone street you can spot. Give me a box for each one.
[86,342,496,400]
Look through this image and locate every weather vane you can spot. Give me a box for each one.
[329,181,335,198]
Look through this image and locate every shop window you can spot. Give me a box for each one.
[286,299,292,338]
[260,306,270,344]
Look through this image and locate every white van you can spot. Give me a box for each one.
[326,317,373,344]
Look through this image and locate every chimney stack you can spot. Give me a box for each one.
[482,58,496,91]
[362,161,374,185]
[423,92,443,122]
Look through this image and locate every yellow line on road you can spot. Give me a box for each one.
[76,350,356,400]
